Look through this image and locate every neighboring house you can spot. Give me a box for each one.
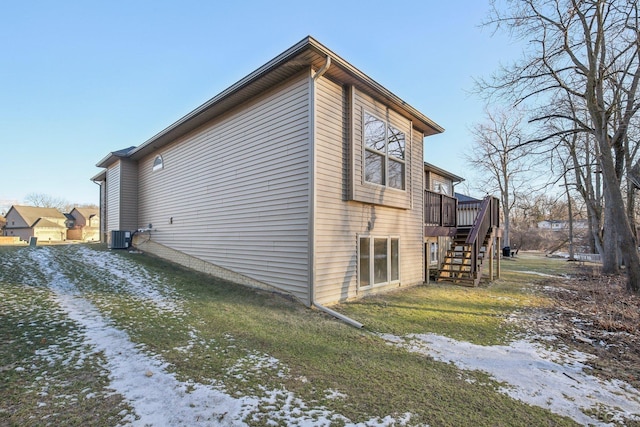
[3,205,67,242]
[66,207,100,241]
[423,163,502,285]
[93,36,447,306]
[537,219,588,231]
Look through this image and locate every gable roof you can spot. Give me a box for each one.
[96,146,136,169]
[96,36,444,169]
[5,205,66,227]
[33,218,66,229]
[424,162,464,183]
[71,207,99,219]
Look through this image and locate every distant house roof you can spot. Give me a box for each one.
[34,218,66,228]
[93,36,444,173]
[455,193,482,202]
[5,205,66,227]
[71,207,99,219]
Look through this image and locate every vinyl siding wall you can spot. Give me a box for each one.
[427,171,452,196]
[137,72,311,302]
[105,159,138,236]
[313,80,425,305]
[4,210,29,229]
[119,160,138,231]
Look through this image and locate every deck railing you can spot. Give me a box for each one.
[424,190,457,227]
[457,200,483,226]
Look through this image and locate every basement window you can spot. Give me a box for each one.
[358,235,400,289]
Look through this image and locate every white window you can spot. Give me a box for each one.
[430,242,438,265]
[363,112,405,190]
[358,236,400,288]
[152,155,164,171]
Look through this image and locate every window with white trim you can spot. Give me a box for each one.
[152,155,164,171]
[363,112,406,190]
[430,241,438,265]
[358,236,400,288]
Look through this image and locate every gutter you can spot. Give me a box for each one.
[309,55,364,329]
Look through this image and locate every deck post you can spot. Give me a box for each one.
[496,236,501,278]
[426,255,430,285]
[489,237,494,280]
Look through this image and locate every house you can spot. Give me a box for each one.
[66,207,100,241]
[423,163,501,285]
[93,36,459,307]
[537,219,588,231]
[3,205,67,242]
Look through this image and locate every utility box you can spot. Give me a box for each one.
[110,230,131,249]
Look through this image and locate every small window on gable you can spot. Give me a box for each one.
[152,155,164,171]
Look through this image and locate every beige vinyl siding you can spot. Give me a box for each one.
[4,228,33,241]
[350,89,412,209]
[106,162,121,232]
[119,159,138,231]
[314,79,425,305]
[105,159,138,234]
[429,172,452,195]
[4,210,29,228]
[137,72,311,302]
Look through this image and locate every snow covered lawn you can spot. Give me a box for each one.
[1,245,638,426]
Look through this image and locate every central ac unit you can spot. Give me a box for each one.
[110,230,131,249]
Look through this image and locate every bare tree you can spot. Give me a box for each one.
[479,0,640,292]
[466,107,542,248]
[24,193,71,212]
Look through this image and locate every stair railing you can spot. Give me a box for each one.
[465,196,497,281]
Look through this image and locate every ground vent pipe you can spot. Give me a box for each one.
[313,303,364,329]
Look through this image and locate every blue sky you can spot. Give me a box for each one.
[1,1,522,209]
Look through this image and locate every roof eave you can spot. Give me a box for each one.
[304,37,444,136]
[125,36,443,160]
[91,170,107,182]
[424,161,465,183]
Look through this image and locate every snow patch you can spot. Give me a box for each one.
[27,246,417,426]
[379,332,640,426]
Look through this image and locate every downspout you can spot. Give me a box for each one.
[309,55,364,329]
[91,179,105,243]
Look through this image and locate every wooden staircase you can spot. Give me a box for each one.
[437,228,492,286]
[436,196,500,287]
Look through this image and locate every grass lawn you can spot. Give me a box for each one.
[338,252,564,346]
[0,244,582,426]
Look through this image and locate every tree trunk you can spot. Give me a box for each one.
[602,200,619,274]
[599,143,640,292]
